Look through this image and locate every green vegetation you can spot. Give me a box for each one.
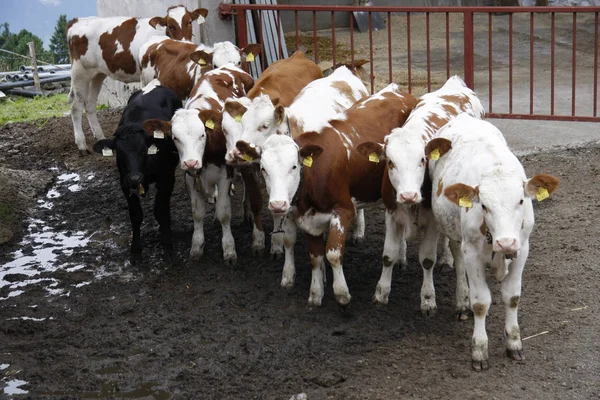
[0,94,71,124]
[0,203,15,223]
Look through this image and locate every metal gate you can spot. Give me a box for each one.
[220,4,600,123]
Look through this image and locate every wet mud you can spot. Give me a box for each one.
[0,112,599,399]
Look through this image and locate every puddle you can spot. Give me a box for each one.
[0,172,90,300]
[2,379,28,396]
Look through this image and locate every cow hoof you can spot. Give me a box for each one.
[270,251,283,260]
[506,349,525,361]
[79,149,91,157]
[352,236,364,245]
[224,256,237,267]
[337,301,351,312]
[456,308,472,321]
[372,291,389,305]
[335,293,352,309]
[252,246,264,257]
[421,305,438,317]
[280,277,295,289]
[189,250,204,261]
[472,359,489,372]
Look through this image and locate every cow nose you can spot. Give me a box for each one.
[399,192,418,204]
[269,200,288,214]
[495,238,519,253]
[128,173,143,184]
[183,159,200,170]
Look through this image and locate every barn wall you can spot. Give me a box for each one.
[96,0,236,107]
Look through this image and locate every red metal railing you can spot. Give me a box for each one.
[221,4,600,123]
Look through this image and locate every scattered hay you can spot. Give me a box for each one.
[285,34,354,62]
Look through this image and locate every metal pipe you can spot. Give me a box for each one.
[0,75,71,90]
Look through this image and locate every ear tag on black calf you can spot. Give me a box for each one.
[102,147,113,157]
[148,145,158,155]
[153,130,164,139]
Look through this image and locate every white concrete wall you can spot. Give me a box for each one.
[96,0,235,107]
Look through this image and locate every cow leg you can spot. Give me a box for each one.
[123,190,143,254]
[437,235,454,268]
[418,208,439,316]
[463,243,491,371]
[69,65,91,153]
[240,167,264,256]
[307,233,326,307]
[280,213,297,288]
[154,176,174,253]
[326,209,353,308]
[186,173,206,260]
[271,214,284,259]
[351,209,365,244]
[85,73,107,140]
[373,209,404,305]
[501,240,529,362]
[216,170,237,265]
[450,239,471,320]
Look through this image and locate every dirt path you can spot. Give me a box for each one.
[0,113,599,399]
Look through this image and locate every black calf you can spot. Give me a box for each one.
[93,86,182,254]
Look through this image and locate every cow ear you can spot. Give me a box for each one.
[198,110,222,132]
[241,43,262,62]
[190,50,212,67]
[149,17,166,29]
[239,73,254,95]
[274,105,285,126]
[444,183,480,207]
[299,144,323,161]
[356,141,384,162]
[191,8,209,22]
[224,100,248,122]
[270,96,281,106]
[352,59,369,68]
[236,140,262,162]
[92,139,115,154]
[524,174,560,199]
[142,119,172,138]
[425,138,452,160]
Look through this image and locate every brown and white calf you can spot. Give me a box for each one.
[358,75,485,317]
[221,50,323,258]
[144,66,254,264]
[139,38,262,100]
[427,113,559,370]
[236,84,417,306]
[67,5,208,153]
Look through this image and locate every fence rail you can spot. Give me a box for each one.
[224,4,600,123]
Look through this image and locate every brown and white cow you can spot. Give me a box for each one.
[221,50,323,259]
[236,84,417,306]
[144,65,254,264]
[357,75,485,317]
[139,38,262,100]
[67,5,208,153]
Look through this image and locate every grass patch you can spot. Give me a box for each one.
[285,34,353,62]
[0,94,71,125]
[0,203,15,223]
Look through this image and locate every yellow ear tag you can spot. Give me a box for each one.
[245,53,255,62]
[205,119,215,130]
[235,114,242,123]
[198,59,207,66]
[242,153,254,162]
[138,184,145,195]
[368,152,379,163]
[458,197,472,208]
[536,187,550,202]
[303,155,313,168]
[430,148,440,161]
[102,147,113,157]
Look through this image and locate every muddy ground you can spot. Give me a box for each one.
[0,112,599,399]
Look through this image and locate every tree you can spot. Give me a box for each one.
[49,14,69,64]
[0,26,47,71]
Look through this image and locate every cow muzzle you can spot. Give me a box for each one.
[182,159,200,171]
[494,237,520,254]
[269,200,289,215]
[398,191,420,205]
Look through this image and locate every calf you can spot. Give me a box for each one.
[427,113,559,370]
[139,39,261,100]
[144,66,254,265]
[67,5,208,153]
[236,84,417,306]
[357,75,485,316]
[221,50,323,258]
[92,85,182,255]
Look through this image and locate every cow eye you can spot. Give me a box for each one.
[388,160,395,169]
[482,204,487,212]
[519,199,524,205]
[262,124,269,130]
[421,157,426,164]
[292,165,297,170]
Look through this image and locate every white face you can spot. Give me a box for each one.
[167,6,186,28]
[211,41,242,68]
[239,95,285,148]
[223,98,252,163]
[259,135,301,215]
[477,170,529,253]
[170,109,207,171]
[385,130,428,204]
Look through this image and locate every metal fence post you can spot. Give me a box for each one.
[463,10,475,89]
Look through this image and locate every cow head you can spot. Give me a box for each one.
[149,5,208,41]
[239,94,288,150]
[358,133,452,205]
[190,42,262,69]
[444,171,559,254]
[223,97,252,163]
[236,135,321,215]
[322,59,369,81]
[93,124,157,193]
[144,108,221,171]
